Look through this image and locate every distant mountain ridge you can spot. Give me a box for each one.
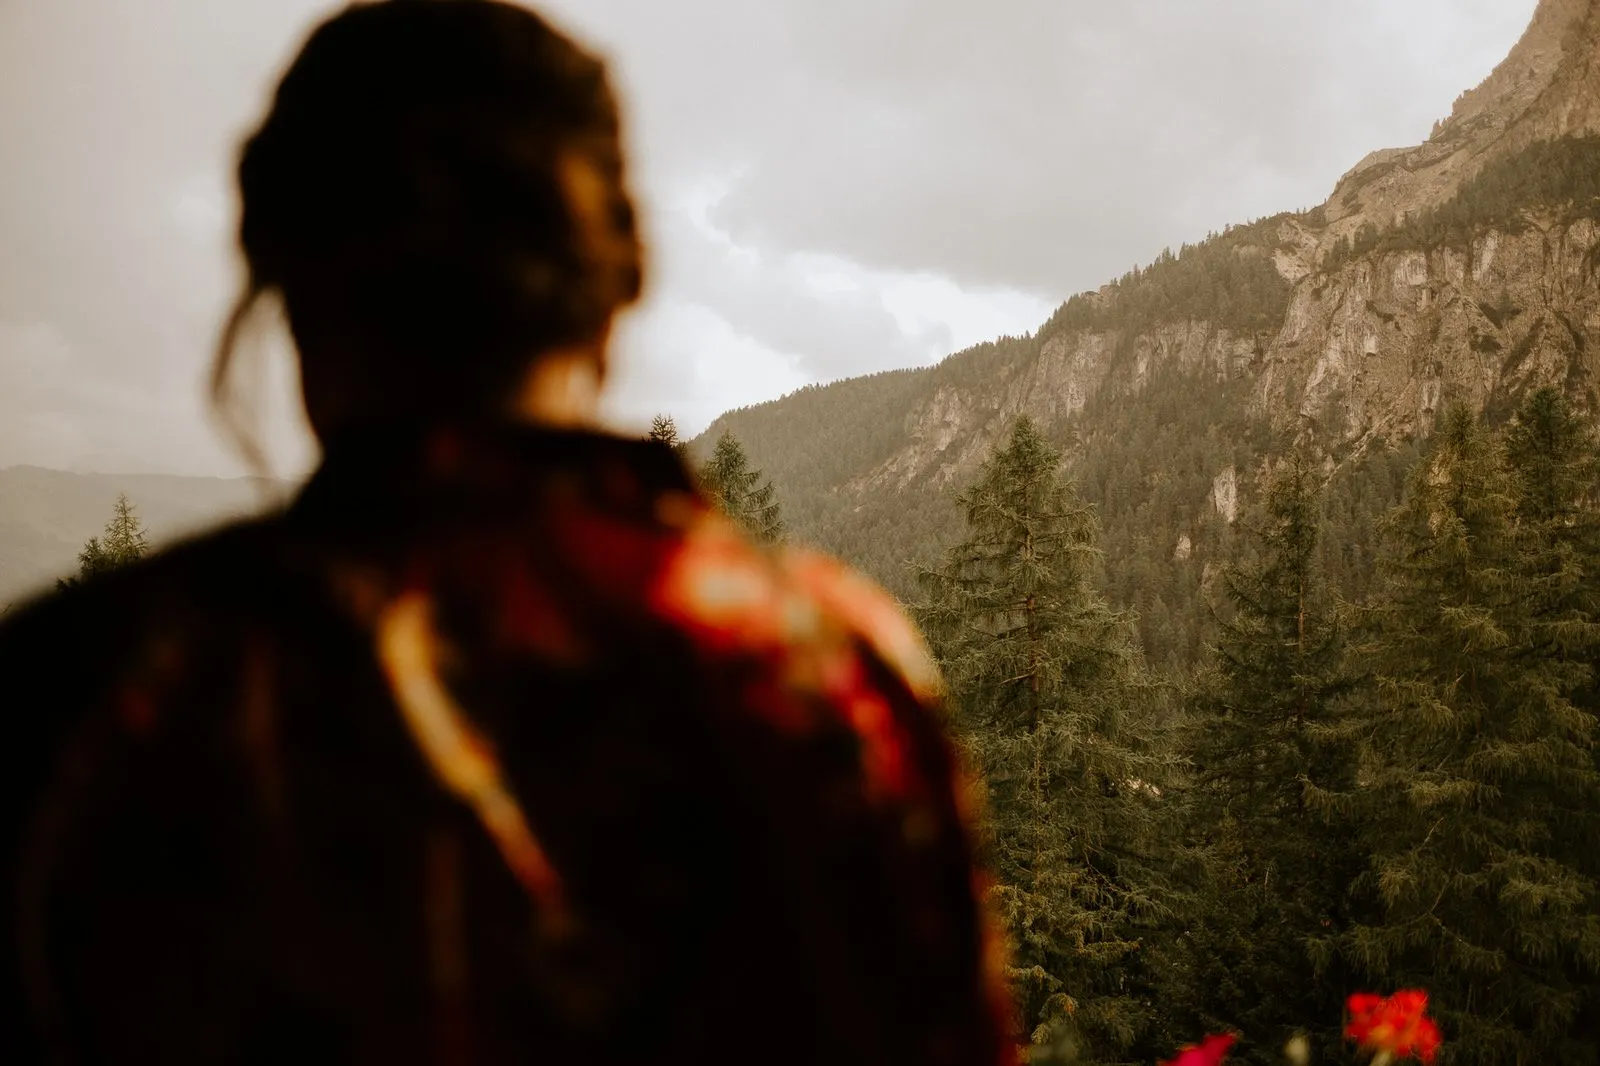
[0,465,287,610]
[691,0,1600,668]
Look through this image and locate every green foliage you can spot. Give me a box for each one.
[1316,441,1425,608]
[1336,404,1600,1065]
[898,395,1600,1061]
[1040,215,1295,343]
[1170,456,1364,1064]
[915,416,1175,1062]
[697,431,785,543]
[692,367,940,579]
[56,494,149,591]
[646,412,691,464]
[646,413,680,448]
[1068,359,1273,675]
[1504,387,1600,534]
[1322,136,1600,273]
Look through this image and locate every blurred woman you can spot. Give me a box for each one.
[0,2,1013,1063]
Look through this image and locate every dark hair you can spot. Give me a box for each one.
[214,0,643,454]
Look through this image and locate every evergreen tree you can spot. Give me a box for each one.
[915,416,1172,1062]
[1176,455,1361,1064]
[1502,387,1600,1048]
[698,431,784,543]
[1341,405,1600,1064]
[647,413,688,457]
[1504,386,1600,583]
[57,494,149,591]
[647,413,692,466]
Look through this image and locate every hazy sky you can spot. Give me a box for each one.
[0,0,1538,478]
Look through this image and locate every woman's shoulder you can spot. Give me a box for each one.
[774,546,944,702]
[645,514,943,706]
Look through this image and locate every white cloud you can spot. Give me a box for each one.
[602,300,809,435]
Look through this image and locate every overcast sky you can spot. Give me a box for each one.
[0,0,1538,479]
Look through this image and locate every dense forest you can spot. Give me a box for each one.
[1039,213,1295,343]
[686,388,1600,1065]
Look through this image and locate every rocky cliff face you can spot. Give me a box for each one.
[865,315,1262,495]
[1262,218,1600,459]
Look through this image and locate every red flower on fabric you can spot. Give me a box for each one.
[1345,990,1442,1063]
[1161,1032,1236,1066]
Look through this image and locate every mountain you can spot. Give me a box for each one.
[692,0,1600,671]
[1330,0,1600,240]
[0,466,287,611]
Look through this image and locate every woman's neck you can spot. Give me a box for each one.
[513,348,603,429]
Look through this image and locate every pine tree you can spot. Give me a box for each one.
[915,416,1171,1062]
[101,493,150,566]
[647,413,679,447]
[1502,387,1600,1049]
[647,413,691,465]
[57,494,149,591]
[1177,455,1361,1064]
[1341,404,1600,1064]
[1504,386,1600,592]
[698,431,784,543]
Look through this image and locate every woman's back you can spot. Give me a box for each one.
[2,1,1015,1058]
[0,422,1012,1064]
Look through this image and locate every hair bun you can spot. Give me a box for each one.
[218,0,643,435]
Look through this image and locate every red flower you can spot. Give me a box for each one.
[1345,989,1442,1063]
[1161,1033,1236,1066]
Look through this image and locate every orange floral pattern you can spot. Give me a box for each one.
[648,510,942,805]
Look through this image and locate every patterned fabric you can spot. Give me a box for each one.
[0,423,1015,1066]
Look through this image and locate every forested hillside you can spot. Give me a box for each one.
[696,126,1600,673]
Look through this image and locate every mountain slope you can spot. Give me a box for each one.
[694,0,1600,669]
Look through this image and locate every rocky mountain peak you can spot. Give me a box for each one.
[1443,0,1597,137]
[1325,0,1600,241]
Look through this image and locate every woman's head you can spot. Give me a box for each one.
[218,0,643,446]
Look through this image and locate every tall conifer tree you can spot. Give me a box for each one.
[647,413,694,467]
[1504,387,1600,533]
[916,416,1170,1062]
[1342,404,1600,1064]
[1502,386,1600,1049]
[647,413,678,446]
[1503,386,1600,648]
[57,494,149,591]
[1177,455,1360,1064]
[698,431,784,543]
